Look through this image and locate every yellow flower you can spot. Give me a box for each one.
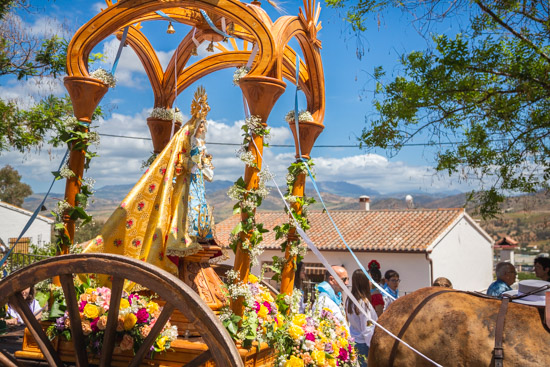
[120,298,130,309]
[123,313,137,330]
[146,301,159,315]
[156,336,169,351]
[292,314,307,327]
[288,325,304,340]
[339,337,348,349]
[311,350,326,366]
[261,291,274,303]
[83,304,100,319]
[328,357,337,367]
[85,288,95,295]
[248,274,258,283]
[257,305,268,319]
[276,314,284,328]
[284,356,305,367]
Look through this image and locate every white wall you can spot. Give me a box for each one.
[429,217,493,292]
[0,204,53,249]
[222,250,431,295]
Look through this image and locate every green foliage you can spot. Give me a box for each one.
[327,0,550,218]
[0,164,32,206]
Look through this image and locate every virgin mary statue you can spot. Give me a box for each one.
[81,87,220,279]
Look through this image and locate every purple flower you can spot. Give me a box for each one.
[79,300,87,312]
[136,308,149,323]
[55,316,66,331]
[338,347,348,361]
[325,342,334,353]
[305,332,315,342]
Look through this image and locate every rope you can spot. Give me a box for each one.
[294,55,303,159]
[246,137,442,366]
[0,148,70,269]
[111,26,129,75]
[199,10,231,39]
[170,42,178,140]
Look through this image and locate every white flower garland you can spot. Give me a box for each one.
[90,68,117,88]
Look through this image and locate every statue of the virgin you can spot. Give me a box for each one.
[81,87,221,279]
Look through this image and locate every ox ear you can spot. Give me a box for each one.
[546,292,550,329]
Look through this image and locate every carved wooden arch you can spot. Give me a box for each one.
[119,25,312,110]
[66,0,276,79]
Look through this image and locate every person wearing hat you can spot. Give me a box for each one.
[503,279,550,306]
[487,262,517,297]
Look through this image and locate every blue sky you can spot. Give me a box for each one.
[0,0,480,196]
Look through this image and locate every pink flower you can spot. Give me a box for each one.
[254,301,261,312]
[338,347,348,361]
[262,301,272,313]
[79,301,87,312]
[136,308,149,324]
[128,294,139,305]
[305,332,315,341]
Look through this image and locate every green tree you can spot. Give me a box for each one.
[327,0,550,217]
[0,164,32,206]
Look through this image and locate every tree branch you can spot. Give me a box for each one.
[474,0,550,64]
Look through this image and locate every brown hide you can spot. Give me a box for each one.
[369,287,550,367]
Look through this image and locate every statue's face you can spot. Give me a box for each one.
[195,122,205,137]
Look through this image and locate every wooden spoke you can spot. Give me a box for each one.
[0,349,25,367]
[60,273,88,367]
[98,276,124,367]
[128,303,175,367]
[8,292,63,366]
[185,350,212,367]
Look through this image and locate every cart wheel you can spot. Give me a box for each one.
[0,253,243,367]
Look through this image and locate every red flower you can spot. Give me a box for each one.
[132,239,141,247]
[120,202,126,208]
[159,167,166,175]
[368,259,381,271]
[114,239,122,247]
[159,252,164,260]
[153,233,158,241]
[126,219,134,228]
[95,238,103,245]
[148,184,156,193]
[137,202,145,211]
[136,308,149,324]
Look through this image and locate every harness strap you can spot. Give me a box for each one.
[493,297,509,367]
[388,290,453,366]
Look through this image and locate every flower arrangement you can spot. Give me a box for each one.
[90,68,117,88]
[233,66,250,86]
[274,307,358,367]
[285,110,314,123]
[368,259,380,271]
[220,271,283,349]
[46,286,178,356]
[149,107,184,123]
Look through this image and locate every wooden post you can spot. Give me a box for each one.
[231,76,285,317]
[62,76,109,253]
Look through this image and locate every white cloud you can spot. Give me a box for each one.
[0,77,65,109]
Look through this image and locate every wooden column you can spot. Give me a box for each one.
[62,76,109,253]
[231,76,286,317]
[279,119,324,295]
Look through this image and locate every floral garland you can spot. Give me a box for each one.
[270,159,316,282]
[226,115,271,266]
[220,271,283,349]
[46,281,177,356]
[50,115,99,251]
[284,110,314,123]
[149,107,184,123]
[233,65,250,86]
[90,68,117,88]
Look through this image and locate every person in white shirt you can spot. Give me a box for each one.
[314,265,349,327]
[6,286,43,326]
[346,269,378,367]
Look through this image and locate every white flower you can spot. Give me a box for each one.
[54,200,72,218]
[245,115,263,131]
[59,164,75,179]
[87,131,100,145]
[149,107,184,122]
[239,151,256,167]
[63,116,80,130]
[233,66,250,86]
[284,109,314,123]
[90,68,116,88]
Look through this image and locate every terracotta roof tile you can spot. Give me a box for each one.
[214,208,465,253]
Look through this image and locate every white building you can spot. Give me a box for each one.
[0,201,54,253]
[216,204,494,293]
